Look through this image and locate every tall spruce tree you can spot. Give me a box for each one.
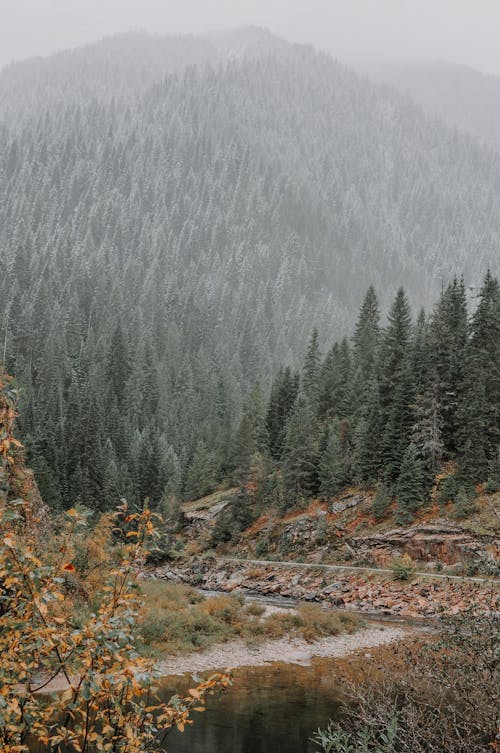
[266,367,300,459]
[303,328,322,411]
[379,288,414,481]
[395,442,425,524]
[282,396,320,503]
[319,418,352,498]
[428,278,468,455]
[352,285,380,377]
[184,440,218,501]
[352,378,382,484]
[457,272,500,481]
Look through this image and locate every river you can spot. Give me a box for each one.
[161,656,344,753]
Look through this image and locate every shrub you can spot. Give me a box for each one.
[244,601,266,617]
[314,612,499,753]
[255,538,269,557]
[484,475,499,494]
[453,486,479,518]
[372,483,390,521]
[390,554,416,580]
[436,472,461,507]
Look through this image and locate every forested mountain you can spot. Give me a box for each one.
[0,28,499,509]
[365,60,500,152]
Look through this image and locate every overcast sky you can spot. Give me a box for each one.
[2,0,500,76]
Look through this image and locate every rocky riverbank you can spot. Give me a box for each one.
[157,624,408,676]
[155,557,499,619]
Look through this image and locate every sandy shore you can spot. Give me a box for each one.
[157,624,408,676]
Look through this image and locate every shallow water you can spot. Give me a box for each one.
[162,657,343,753]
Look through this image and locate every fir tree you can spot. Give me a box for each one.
[395,443,425,524]
[457,272,500,482]
[352,378,382,484]
[352,284,380,377]
[372,482,390,520]
[184,440,218,500]
[266,367,300,459]
[282,396,320,503]
[411,382,444,485]
[303,328,322,411]
[382,354,417,482]
[319,419,349,498]
[428,278,468,454]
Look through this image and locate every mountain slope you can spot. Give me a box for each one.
[365,60,500,152]
[0,27,290,115]
[0,30,499,508]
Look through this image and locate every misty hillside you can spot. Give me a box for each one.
[367,60,500,152]
[0,28,499,508]
[0,27,291,115]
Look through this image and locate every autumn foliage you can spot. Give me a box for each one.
[0,371,229,752]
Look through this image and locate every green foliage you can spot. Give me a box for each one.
[457,272,500,482]
[184,440,218,501]
[266,367,300,460]
[372,482,390,520]
[210,490,257,546]
[436,472,461,507]
[312,717,399,753]
[390,554,416,580]
[319,419,352,498]
[314,611,499,753]
[303,329,322,410]
[138,583,357,655]
[453,486,479,518]
[352,285,381,378]
[395,443,425,524]
[282,396,320,504]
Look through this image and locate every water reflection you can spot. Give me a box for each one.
[162,658,343,753]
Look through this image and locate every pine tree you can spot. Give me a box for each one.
[352,378,382,484]
[317,340,353,421]
[266,367,299,459]
[230,412,255,484]
[382,354,417,482]
[184,440,217,500]
[303,328,321,411]
[395,443,425,524]
[372,482,390,520]
[380,288,413,388]
[106,321,130,408]
[428,278,468,454]
[282,396,320,504]
[457,272,500,482]
[230,384,269,484]
[378,288,414,482]
[353,285,380,377]
[411,382,444,485]
[319,419,349,498]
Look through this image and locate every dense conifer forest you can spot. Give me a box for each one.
[245,273,500,525]
[0,29,499,511]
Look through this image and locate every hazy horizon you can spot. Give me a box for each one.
[2,0,500,77]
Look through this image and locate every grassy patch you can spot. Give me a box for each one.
[138,581,358,656]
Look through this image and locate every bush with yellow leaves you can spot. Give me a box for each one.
[0,371,229,752]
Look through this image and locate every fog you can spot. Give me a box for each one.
[2,0,500,75]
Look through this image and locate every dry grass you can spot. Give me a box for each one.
[138,581,358,656]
